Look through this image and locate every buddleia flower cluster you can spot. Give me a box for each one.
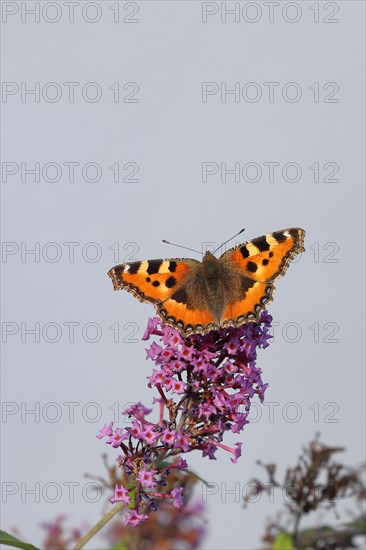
[97,312,272,526]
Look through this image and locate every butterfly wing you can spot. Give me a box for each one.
[108,258,218,335]
[108,258,195,304]
[220,228,305,325]
[157,297,218,336]
[221,228,305,283]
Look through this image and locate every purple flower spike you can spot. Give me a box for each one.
[99,312,272,526]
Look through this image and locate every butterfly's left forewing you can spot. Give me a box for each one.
[220,228,305,326]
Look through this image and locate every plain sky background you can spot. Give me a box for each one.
[1,1,365,549]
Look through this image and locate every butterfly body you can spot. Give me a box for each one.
[192,251,244,323]
[108,228,305,336]
[199,252,226,321]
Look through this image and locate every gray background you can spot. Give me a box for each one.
[1,1,365,549]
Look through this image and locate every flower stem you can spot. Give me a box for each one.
[72,501,125,550]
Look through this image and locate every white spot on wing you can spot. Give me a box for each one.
[247,242,260,255]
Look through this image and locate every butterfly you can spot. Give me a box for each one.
[108,228,305,337]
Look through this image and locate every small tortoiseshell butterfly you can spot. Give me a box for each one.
[108,228,305,336]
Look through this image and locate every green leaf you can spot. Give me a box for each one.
[274,531,293,550]
[111,543,128,550]
[0,531,40,550]
[125,481,138,509]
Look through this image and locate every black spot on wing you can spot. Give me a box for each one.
[246,261,258,273]
[262,259,269,266]
[240,245,250,258]
[168,261,177,272]
[171,287,189,305]
[165,276,177,288]
[146,277,151,282]
[152,281,160,287]
[147,260,162,275]
[253,236,270,252]
[269,251,274,258]
[128,262,141,274]
[272,231,287,243]
[241,276,255,293]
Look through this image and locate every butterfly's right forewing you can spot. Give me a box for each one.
[219,228,305,326]
[221,228,305,283]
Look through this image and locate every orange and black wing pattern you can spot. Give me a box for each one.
[157,298,217,336]
[108,257,218,335]
[222,281,275,327]
[220,228,305,326]
[221,228,305,283]
[108,229,305,336]
[108,258,196,304]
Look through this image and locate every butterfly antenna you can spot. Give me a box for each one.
[212,228,245,254]
[162,240,202,256]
